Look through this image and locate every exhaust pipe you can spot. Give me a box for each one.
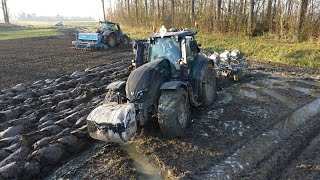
[87,102,137,144]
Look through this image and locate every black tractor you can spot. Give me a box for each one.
[87,28,217,143]
[96,21,130,47]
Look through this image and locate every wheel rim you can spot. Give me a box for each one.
[108,36,116,47]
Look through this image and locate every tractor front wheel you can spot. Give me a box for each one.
[158,88,190,138]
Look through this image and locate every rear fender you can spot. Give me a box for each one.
[190,54,215,95]
[160,81,189,90]
[160,81,201,107]
[103,30,115,37]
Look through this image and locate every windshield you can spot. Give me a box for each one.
[99,23,116,31]
[149,38,181,63]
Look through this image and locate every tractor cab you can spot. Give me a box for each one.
[148,29,200,64]
[145,28,200,78]
[98,21,118,31]
[98,21,124,39]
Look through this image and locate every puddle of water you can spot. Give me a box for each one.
[241,106,269,119]
[204,108,224,119]
[124,141,163,180]
[294,79,320,87]
[263,90,297,109]
[244,82,298,109]
[279,98,320,129]
[244,83,259,89]
[240,89,257,99]
[291,87,320,98]
[217,92,233,106]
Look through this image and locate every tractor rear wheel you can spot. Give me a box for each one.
[106,33,117,47]
[123,35,130,45]
[200,63,217,106]
[158,88,190,138]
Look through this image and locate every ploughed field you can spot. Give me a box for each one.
[0,32,320,179]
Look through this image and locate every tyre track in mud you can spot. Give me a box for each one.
[187,75,320,179]
[46,66,320,179]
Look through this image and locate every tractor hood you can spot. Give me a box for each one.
[126,58,171,103]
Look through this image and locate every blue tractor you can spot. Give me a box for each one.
[72,21,130,50]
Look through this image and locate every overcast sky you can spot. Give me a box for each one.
[7,0,112,20]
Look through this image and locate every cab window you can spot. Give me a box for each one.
[149,37,181,64]
[185,36,196,63]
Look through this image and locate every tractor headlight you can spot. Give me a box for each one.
[135,88,148,100]
[136,91,144,100]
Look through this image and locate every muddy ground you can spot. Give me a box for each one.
[0,31,132,90]
[0,30,320,180]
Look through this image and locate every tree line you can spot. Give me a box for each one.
[1,0,9,24]
[16,13,95,22]
[104,0,320,42]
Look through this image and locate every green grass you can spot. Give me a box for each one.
[0,29,60,40]
[198,34,320,68]
[122,26,154,39]
[123,26,320,68]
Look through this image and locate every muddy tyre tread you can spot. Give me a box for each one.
[158,88,190,138]
[200,63,217,106]
[123,35,130,45]
[107,33,117,47]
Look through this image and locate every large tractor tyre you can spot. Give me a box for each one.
[106,33,117,47]
[158,88,190,138]
[200,63,217,107]
[122,35,130,45]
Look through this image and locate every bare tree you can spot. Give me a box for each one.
[293,0,309,41]
[145,0,148,17]
[157,0,160,19]
[266,0,273,30]
[127,0,130,16]
[107,0,320,41]
[216,0,222,20]
[135,0,138,23]
[101,0,106,21]
[1,0,10,24]
[191,0,195,21]
[247,0,254,36]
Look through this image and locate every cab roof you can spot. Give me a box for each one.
[151,30,197,38]
[99,21,118,25]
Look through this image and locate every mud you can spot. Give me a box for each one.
[1,31,320,179]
